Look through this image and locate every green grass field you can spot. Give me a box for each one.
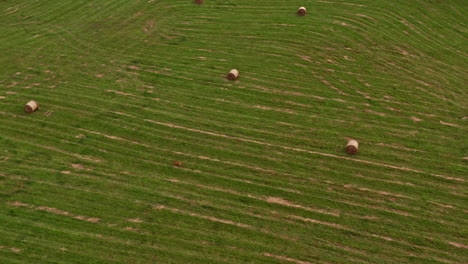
[1,0,467,263]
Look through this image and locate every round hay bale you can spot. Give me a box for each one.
[24,100,39,113]
[346,140,359,155]
[227,69,239,81]
[297,7,307,16]
[195,0,203,4]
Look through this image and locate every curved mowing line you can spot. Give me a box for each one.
[0,0,467,264]
[143,119,463,182]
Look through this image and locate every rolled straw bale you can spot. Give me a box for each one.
[227,69,239,80]
[195,0,203,4]
[297,7,307,16]
[346,140,359,155]
[24,100,39,113]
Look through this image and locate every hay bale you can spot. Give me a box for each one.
[195,0,203,4]
[297,7,307,16]
[346,140,359,155]
[24,100,39,113]
[227,69,239,80]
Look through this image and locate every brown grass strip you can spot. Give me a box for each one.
[290,215,348,230]
[342,184,410,199]
[448,241,468,249]
[78,128,149,147]
[332,199,413,217]
[355,13,376,21]
[7,201,100,223]
[439,121,461,128]
[153,205,252,229]
[39,145,101,163]
[265,197,340,216]
[187,182,336,216]
[105,89,135,96]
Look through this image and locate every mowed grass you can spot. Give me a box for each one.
[0,0,467,263]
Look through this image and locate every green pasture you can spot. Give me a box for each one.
[0,0,466,263]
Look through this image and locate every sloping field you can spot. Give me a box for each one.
[0,0,467,263]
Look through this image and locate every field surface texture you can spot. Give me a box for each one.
[0,0,467,263]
